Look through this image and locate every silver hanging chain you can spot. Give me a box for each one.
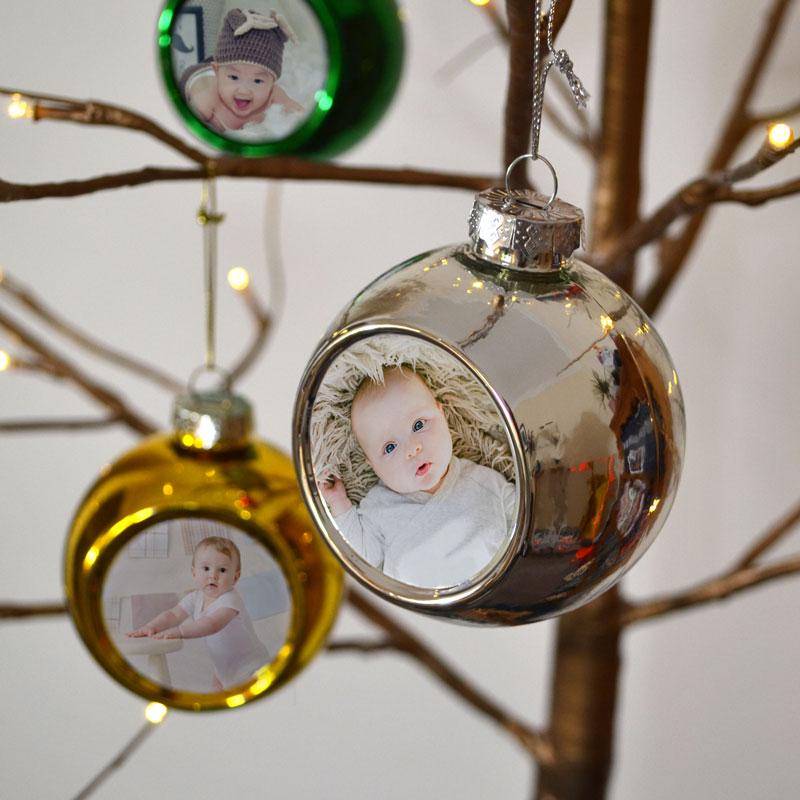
[528,0,590,159]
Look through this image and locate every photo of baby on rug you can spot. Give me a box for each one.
[103,519,292,693]
[311,334,519,589]
[170,1,328,142]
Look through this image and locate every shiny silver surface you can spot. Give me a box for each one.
[469,188,583,272]
[294,206,685,625]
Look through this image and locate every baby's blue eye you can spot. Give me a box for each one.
[413,419,425,432]
[383,442,396,455]
[254,78,263,84]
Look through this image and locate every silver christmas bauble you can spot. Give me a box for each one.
[294,188,685,624]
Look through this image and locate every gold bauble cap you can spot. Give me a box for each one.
[468,187,584,272]
[172,390,253,451]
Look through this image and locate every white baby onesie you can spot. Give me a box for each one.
[336,456,517,587]
[178,588,269,688]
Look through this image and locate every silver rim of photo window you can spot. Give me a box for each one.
[293,321,532,609]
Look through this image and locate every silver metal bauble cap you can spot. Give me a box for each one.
[172,390,253,451]
[468,188,584,272]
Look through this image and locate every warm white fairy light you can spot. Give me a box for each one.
[767,122,794,150]
[0,351,11,371]
[7,93,33,120]
[144,702,167,724]
[469,0,491,6]
[227,267,250,291]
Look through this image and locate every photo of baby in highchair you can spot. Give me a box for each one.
[105,521,291,693]
[312,335,519,589]
[172,3,329,141]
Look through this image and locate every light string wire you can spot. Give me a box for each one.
[507,0,589,202]
[197,178,225,373]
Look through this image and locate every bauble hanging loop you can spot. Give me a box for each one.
[294,187,685,625]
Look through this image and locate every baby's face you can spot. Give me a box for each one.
[192,546,239,600]
[352,371,453,495]
[215,62,275,119]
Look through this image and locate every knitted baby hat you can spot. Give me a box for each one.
[310,334,515,504]
[215,8,297,79]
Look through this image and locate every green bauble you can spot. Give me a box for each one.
[158,0,403,157]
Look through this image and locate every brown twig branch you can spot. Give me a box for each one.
[228,288,272,385]
[0,308,157,435]
[0,601,67,619]
[326,636,398,654]
[716,176,800,205]
[734,499,800,569]
[0,162,495,203]
[750,97,800,125]
[642,0,796,314]
[0,86,208,163]
[0,415,121,432]
[622,498,800,625]
[592,137,800,288]
[343,587,554,764]
[621,553,800,626]
[589,0,654,292]
[71,721,159,800]
[0,88,496,201]
[0,270,182,393]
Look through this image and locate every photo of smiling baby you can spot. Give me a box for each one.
[171,2,328,142]
[312,335,518,589]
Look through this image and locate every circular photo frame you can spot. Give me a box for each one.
[105,517,296,698]
[67,508,306,711]
[295,329,525,606]
[158,0,339,155]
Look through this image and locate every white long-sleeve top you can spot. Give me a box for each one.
[336,457,517,588]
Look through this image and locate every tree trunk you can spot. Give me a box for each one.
[590,0,654,292]
[534,589,624,800]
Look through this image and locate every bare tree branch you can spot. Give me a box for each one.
[0,308,157,435]
[345,588,554,764]
[0,88,496,201]
[750,97,800,125]
[716,176,800,205]
[0,162,495,203]
[622,553,800,626]
[642,0,796,314]
[326,637,398,654]
[0,601,67,619]
[71,722,160,800]
[734,499,800,569]
[589,0,654,292]
[591,137,799,287]
[228,287,272,385]
[0,271,182,393]
[0,415,120,433]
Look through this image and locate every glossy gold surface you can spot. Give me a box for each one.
[65,434,343,710]
[294,244,684,624]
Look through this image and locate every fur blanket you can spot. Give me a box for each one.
[310,334,514,503]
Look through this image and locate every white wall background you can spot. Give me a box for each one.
[1,1,799,798]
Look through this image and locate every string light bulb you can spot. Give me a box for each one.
[469,0,492,6]
[767,122,795,150]
[0,351,11,371]
[6,93,34,120]
[227,267,250,292]
[144,702,168,724]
